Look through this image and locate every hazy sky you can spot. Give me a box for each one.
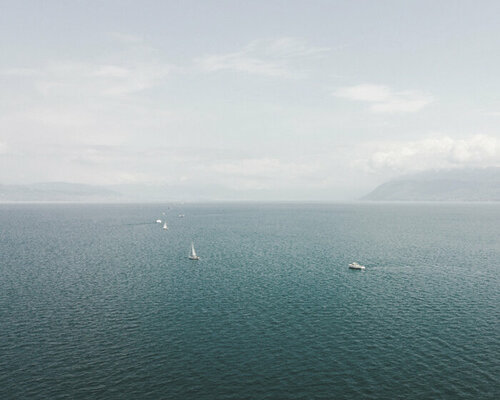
[1,0,500,199]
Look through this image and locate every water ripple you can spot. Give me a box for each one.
[0,203,499,399]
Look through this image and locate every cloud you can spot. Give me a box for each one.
[197,37,329,77]
[108,32,144,44]
[360,135,500,173]
[198,54,291,77]
[248,37,330,58]
[334,84,433,113]
[31,61,170,98]
[91,65,131,78]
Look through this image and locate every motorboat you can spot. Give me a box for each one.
[349,262,365,270]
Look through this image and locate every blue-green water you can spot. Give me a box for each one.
[0,203,499,399]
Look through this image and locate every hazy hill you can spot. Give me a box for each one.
[0,182,341,202]
[0,183,121,202]
[362,168,500,201]
[0,182,268,202]
[3,168,500,202]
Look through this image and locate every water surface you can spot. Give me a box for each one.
[1,203,499,399]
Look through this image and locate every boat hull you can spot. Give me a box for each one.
[348,262,365,270]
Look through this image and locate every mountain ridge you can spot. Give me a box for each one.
[362,167,500,201]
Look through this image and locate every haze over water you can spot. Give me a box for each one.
[1,203,499,399]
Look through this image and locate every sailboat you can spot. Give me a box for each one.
[189,242,200,260]
[163,221,168,230]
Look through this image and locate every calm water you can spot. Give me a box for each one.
[0,203,499,399]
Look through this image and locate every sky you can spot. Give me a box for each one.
[1,0,500,200]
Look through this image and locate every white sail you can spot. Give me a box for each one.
[189,242,199,260]
[163,221,168,230]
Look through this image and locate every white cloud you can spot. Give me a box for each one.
[334,84,433,113]
[360,135,500,172]
[30,61,170,98]
[91,65,131,78]
[198,54,291,77]
[108,32,144,44]
[197,37,329,77]
[335,84,391,102]
[249,37,330,58]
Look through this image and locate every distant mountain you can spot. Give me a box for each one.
[0,182,121,202]
[5,169,499,202]
[0,182,273,202]
[362,168,500,201]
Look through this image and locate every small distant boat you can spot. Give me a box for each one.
[349,262,365,270]
[178,214,185,218]
[163,221,168,230]
[189,242,200,260]
[156,219,162,223]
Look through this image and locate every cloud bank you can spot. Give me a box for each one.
[363,135,500,172]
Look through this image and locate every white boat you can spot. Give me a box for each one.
[163,221,168,230]
[189,242,200,260]
[156,219,162,223]
[349,262,365,270]
[178,214,185,218]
